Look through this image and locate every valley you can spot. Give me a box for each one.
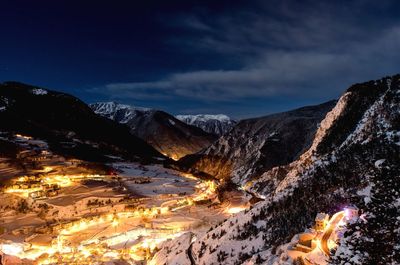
[0,134,250,264]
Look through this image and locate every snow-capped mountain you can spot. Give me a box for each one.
[179,101,336,184]
[154,74,400,265]
[90,102,217,159]
[176,114,236,136]
[89,101,150,124]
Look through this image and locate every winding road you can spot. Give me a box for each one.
[320,211,344,256]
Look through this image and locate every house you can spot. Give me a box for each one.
[315,213,329,231]
[293,230,317,253]
[29,190,45,199]
[46,189,59,197]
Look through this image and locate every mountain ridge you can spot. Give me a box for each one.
[153,74,400,265]
[178,100,336,184]
[90,101,217,159]
[176,114,236,136]
[0,82,163,163]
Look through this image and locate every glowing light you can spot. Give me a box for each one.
[226,206,247,214]
[181,173,198,180]
[112,218,119,227]
[42,166,53,172]
[0,169,220,263]
[0,243,24,256]
[344,208,351,218]
[15,134,32,140]
[327,239,337,249]
[193,180,217,201]
[162,153,180,161]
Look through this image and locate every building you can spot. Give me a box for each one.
[315,213,329,232]
[344,206,359,220]
[29,190,45,199]
[293,230,317,253]
[46,189,59,197]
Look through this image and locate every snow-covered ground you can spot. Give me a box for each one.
[0,160,242,264]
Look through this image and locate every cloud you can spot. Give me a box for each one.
[95,1,400,103]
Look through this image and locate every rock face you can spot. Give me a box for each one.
[90,102,217,159]
[158,74,400,265]
[179,101,336,183]
[0,82,162,162]
[176,114,236,136]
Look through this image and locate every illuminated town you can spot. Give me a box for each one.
[0,134,249,264]
[0,153,358,265]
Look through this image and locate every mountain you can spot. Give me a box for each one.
[175,114,236,136]
[0,82,163,163]
[88,101,151,123]
[178,100,336,184]
[90,102,217,160]
[153,74,400,265]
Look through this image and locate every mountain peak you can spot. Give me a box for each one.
[176,114,236,136]
[89,101,152,124]
[89,102,217,159]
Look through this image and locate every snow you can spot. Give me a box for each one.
[153,75,400,265]
[168,119,176,125]
[91,102,150,113]
[357,184,373,205]
[90,102,151,123]
[31,88,48,95]
[374,159,386,168]
[176,114,232,123]
[176,114,236,135]
[113,162,197,197]
[302,92,352,160]
[149,232,193,265]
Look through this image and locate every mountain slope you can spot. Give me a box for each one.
[175,114,236,136]
[0,82,163,162]
[155,74,400,265]
[90,102,217,159]
[179,101,336,184]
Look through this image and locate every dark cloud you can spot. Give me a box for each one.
[2,0,399,117]
[100,0,400,105]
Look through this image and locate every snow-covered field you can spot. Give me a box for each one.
[0,160,243,264]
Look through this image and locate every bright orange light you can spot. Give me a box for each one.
[112,219,119,227]
[226,206,246,214]
[15,134,32,140]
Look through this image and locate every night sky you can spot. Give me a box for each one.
[1,0,399,118]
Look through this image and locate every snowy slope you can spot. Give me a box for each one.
[156,74,400,265]
[176,114,236,136]
[179,101,335,184]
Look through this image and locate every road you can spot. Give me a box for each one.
[320,211,344,256]
[186,234,196,265]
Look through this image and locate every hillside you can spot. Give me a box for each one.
[154,74,400,265]
[0,82,163,163]
[90,102,217,160]
[179,101,336,184]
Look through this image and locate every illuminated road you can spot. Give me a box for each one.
[320,211,344,256]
